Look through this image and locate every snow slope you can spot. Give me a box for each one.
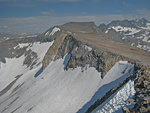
[77,61,134,113]
[45,27,60,36]
[0,41,53,94]
[0,59,101,113]
[92,80,135,113]
[0,57,134,113]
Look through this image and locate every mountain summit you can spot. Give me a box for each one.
[0,19,150,113]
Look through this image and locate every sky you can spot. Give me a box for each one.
[0,0,150,33]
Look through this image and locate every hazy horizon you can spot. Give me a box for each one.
[0,0,150,33]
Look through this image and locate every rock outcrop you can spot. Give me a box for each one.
[42,34,135,78]
[129,65,150,113]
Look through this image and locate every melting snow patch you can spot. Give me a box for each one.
[105,30,109,34]
[14,43,29,49]
[75,47,78,51]
[85,45,92,51]
[131,43,135,46]
[45,31,49,36]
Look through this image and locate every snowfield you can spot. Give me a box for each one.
[0,37,134,113]
[0,53,134,113]
[0,41,53,94]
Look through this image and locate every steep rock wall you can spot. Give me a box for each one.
[42,35,135,78]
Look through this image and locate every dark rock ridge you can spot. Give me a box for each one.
[129,65,150,113]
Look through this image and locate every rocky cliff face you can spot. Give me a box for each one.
[128,65,150,112]
[42,34,135,78]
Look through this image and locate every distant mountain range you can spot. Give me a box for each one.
[0,33,38,43]
[99,18,150,52]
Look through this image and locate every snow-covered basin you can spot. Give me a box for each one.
[0,59,134,113]
[0,41,54,91]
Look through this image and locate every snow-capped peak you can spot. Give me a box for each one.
[45,27,60,36]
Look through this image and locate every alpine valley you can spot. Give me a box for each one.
[0,18,150,113]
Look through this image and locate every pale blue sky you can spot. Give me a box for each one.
[0,0,150,33]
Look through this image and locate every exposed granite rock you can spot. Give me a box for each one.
[23,49,38,69]
[129,65,150,113]
[42,34,135,78]
[123,106,131,113]
[42,34,67,69]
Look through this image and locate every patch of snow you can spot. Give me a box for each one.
[3,37,10,40]
[92,80,135,113]
[49,27,60,36]
[85,45,92,51]
[105,30,109,34]
[75,47,78,51]
[136,36,143,39]
[27,35,37,37]
[137,44,150,51]
[137,43,142,48]
[140,23,150,30]
[122,37,127,40]
[111,26,140,35]
[45,31,49,36]
[142,35,150,42]
[131,43,135,46]
[18,43,29,48]
[118,61,128,64]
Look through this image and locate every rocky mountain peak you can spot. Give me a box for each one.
[59,21,100,33]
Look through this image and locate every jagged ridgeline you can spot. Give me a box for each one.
[0,21,150,113]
